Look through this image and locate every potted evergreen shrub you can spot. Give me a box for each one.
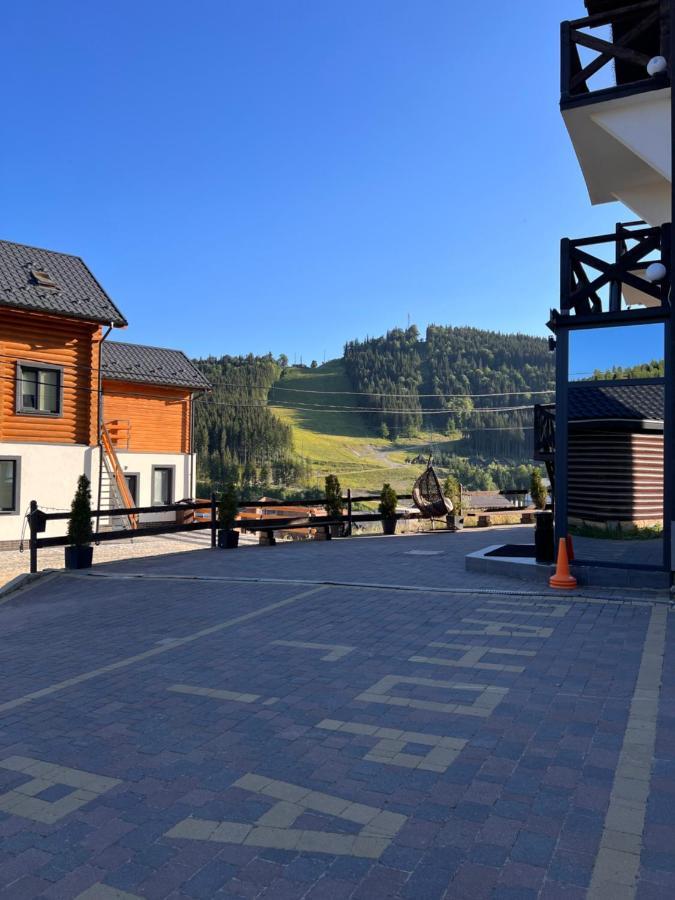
[324,474,343,538]
[443,475,464,531]
[217,482,240,548]
[65,474,94,569]
[531,468,553,563]
[379,483,398,535]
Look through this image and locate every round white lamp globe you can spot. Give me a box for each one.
[645,262,667,282]
[647,56,667,76]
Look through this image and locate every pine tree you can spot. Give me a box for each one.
[67,475,93,547]
[218,483,239,530]
[530,468,548,510]
[324,474,343,519]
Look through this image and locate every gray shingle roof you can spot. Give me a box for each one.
[568,381,663,424]
[102,341,211,390]
[0,240,127,326]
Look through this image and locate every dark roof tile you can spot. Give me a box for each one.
[568,381,663,423]
[102,341,211,390]
[0,240,127,326]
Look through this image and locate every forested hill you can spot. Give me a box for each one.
[344,325,554,456]
[589,359,664,380]
[193,354,308,489]
[192,324,555,493]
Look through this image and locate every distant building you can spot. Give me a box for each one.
[0,240,210,545]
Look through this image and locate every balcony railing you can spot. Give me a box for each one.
[552,221,671,326]
[533,404,555,461]
[561,0,670,107]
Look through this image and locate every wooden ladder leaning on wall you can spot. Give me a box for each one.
[100,422,138,529]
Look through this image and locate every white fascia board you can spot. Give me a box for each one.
[611,182,671,227]
[591,92,671,182]
[562,88,671,224]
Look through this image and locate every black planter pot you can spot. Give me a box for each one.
[446,515,465,532]
[64,545,93,569]
[382,516,397,536]
[534,510,554,563]
[217,529,239,549]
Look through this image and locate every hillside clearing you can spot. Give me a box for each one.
[269,361,461,494]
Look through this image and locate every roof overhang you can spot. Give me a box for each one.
[561,86,671,226]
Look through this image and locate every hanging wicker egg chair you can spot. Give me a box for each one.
[412,460,453,518]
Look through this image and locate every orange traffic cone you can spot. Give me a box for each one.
[549,537,577,589]
[565,534,574,562]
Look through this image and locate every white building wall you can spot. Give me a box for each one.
[0,443,196,545]
[112,451,195,524]
[0,442,99,544]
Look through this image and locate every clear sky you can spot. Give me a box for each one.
[1,0,660,371]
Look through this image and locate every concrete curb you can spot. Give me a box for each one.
[66,570,671,606]
[465,544,672,591]
[0,570,57,604]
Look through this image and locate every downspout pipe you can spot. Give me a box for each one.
[189,391,196,499]
[95,323,113,533]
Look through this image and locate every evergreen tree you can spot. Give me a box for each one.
[218,483,239,530]
[67,475,93,547]
[324,474,343,518]
[530,468,548,510]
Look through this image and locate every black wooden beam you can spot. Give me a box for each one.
[662,0,675,576]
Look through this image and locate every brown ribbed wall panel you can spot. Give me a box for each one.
[568,430,663,521]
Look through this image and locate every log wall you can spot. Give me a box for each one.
[102,380,191,454]
[0,308,100,445]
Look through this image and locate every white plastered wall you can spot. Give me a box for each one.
[0,444,196,543]
[112,451,195,524]
[0,443,99,543]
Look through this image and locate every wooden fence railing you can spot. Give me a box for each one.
[26,492,416,574]
[560,0,669,105]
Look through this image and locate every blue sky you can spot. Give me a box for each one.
[1,0,660,371]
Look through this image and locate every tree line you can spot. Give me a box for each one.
[344,324,554,460]
[193,353,309,492]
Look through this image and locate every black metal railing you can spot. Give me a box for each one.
[561,0,669,106]
[553,221,670,325]
[25,492,417,574]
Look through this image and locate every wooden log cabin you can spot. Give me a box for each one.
[0,239,210,545]
[535,380,664,528]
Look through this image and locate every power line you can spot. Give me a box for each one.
[204,380,555,399]
[0,373,189,405]
[269,385,554,398]
[0,352,554,401]
[196,400,534,415]
[0,351,208,388]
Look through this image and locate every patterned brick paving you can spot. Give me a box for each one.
[0,533,671,898]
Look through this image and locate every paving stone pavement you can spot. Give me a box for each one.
[0,532,672,899]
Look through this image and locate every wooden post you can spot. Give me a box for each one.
[560,20,571,102]
[210,492,217,549]
[29,500,38,574]
[346,489,352,537]
[554,327,569,547]
[664,5,675,575]
[609,222,622,313]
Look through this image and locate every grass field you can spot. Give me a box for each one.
[269,361,461,494]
